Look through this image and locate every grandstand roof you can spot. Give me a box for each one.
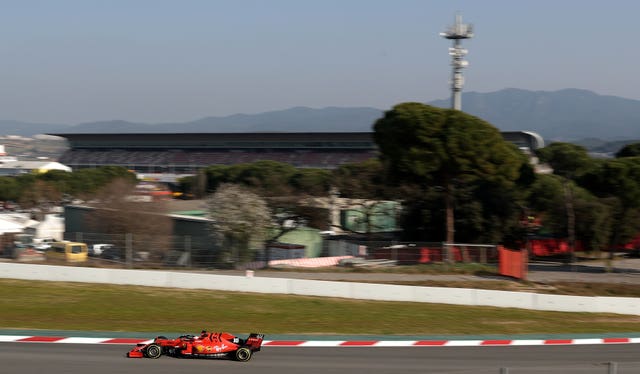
[53,132,376,150]
[500,131,545,150]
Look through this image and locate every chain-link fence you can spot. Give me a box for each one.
[43,233,501,269]
[63,232,219,268]
[325,239,499,265]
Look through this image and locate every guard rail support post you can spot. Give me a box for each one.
[185,235,191,268]
[441,242,448,266]
[500,367,509,374]
[126,233,133,269]
[608,362,618,374]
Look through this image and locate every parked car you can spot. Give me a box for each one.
[99,245,124,261]
[89,243,114,257]
[33,237,56,250]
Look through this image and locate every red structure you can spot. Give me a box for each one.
[498,246,528,280]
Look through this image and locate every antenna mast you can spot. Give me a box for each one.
[440,14,473,110]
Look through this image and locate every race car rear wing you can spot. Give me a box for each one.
[245,333,264,351]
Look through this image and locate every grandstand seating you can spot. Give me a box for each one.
[59,148,377,173]
[56,131,542,174]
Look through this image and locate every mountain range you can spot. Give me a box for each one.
[2,88,640,142]
[429,88,640,141]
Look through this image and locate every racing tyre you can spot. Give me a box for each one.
[235,347,252,362]
[145,344,163,359]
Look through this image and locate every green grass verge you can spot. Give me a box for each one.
[1,279,639,336]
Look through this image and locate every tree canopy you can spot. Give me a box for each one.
[186,160,332,198]
[536,142,594,178]
[615,142,640,158]
[0,165,136,207]
[578,157,640,247]
[373,103,526,243]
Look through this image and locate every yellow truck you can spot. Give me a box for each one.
[46,241,89,263]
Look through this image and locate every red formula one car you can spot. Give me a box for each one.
[127,330,264,361]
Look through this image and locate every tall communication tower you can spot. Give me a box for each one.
[440,14,473,111]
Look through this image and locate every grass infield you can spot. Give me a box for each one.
[1,278,639,336]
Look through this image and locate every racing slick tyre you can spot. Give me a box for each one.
[234,347,252,362]
[145,344,163,359]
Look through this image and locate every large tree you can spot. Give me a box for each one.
[536,142,594,179]
[526,174,612,253]
[207,184,272,267]
[374,103,525,244]
[332,159,396,200]
[86,178,173,263]
[615,142,640,158]
[185,160,332,198]
[535,142,597,259]
[328,159,407,238]
[579,157,640,251]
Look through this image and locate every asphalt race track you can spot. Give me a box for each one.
[2,342,639,374]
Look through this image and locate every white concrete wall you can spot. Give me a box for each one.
[1,262,639,316]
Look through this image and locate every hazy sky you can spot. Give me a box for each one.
[0,0,638,124]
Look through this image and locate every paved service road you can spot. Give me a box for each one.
[2,342,639,374]
[207,258,640,285]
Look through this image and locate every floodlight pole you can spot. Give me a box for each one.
[440,14,473,110]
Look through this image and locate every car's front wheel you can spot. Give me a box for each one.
[234,347,252,362]
[145,344,163,359]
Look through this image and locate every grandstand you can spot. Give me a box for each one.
[55,133,378,173]
[55,131,543,174]
[500,131,545,152]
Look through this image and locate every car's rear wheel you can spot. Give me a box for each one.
[145,344,162,359]
[235,347,252,362]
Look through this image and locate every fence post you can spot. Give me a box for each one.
[462,246,470,263]
[184,235,191,268]
[608,362,618,374]
[125,233,133,269]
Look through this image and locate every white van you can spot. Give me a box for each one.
[89,243,114,257]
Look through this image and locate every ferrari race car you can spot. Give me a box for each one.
[127,331,264,361]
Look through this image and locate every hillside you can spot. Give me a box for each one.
[429,88,640,140]
[2,89,640,144]
[61,106,383,134]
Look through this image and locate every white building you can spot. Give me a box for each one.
[0,216,25,235]
[0,145,18,165]
[0,160,71,176]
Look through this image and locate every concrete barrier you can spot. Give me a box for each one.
[289,279,351,299]
[474,289,537,309]
[413,286,476,305]
[533,293,595,313]
[1,262,639,316]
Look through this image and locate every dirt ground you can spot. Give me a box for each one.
[202,257,640,297]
